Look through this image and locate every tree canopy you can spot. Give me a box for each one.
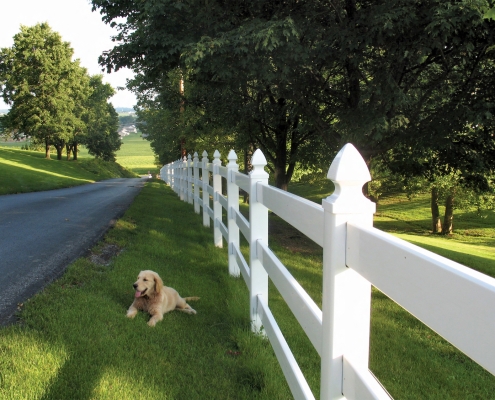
[0,23,121,162]
[82,75,121,162]
[92,0,495,194]
[0,23,90,159]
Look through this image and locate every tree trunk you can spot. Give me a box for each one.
[442,190,455,235]
[431,187,442,233]
[73,143,78,161]
[55,144,63,160]
[66,144,72,161]
[45,139,51,159]
[243,146,252,203]
[273,137,291,191]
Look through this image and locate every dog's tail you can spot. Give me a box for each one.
[184,296,200,301]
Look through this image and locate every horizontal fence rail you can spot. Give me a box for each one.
[160,144,495,400]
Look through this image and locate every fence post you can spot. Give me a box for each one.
[187,154,193,205]
[193,152,200,214]
[227,150,240,277]
[320,144,376,399]
[179,157,186,201]
[249,149,269,333]
[202,151,210,227]
[174,160,179,194]
[212,150,223,248]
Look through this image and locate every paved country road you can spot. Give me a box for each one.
[0,177,146,325]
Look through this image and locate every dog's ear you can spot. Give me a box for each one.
[153,272,164,294]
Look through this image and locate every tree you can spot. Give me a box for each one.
[82,75,121,162]
[0,23,89,159]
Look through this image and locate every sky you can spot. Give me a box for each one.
[0,0,136,109]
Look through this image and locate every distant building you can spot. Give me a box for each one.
[118,124,137,137]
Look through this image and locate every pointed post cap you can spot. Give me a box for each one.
[327,143,371,183]
[227,149,238,168]
[193,151,198,160]
[213,150,221,164]
[250,149,269,178]
[324,143,375,214]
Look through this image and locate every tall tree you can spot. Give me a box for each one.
[0,23,88,159]
[82,75,121,162]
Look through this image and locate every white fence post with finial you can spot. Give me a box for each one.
[212,150,223,248]
[187,154,193,205]
[174,159,179,195]
[193,152,200,214]
[202,151,210,227]
[180,156,186,201]
[227,150,240,277]
[320,144,376,400]
[249,149,269,333]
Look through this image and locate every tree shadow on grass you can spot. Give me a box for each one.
[24,182,291,399]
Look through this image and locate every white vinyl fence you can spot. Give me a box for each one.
[160,144,495,400]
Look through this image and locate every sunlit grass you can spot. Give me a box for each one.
[0,146,136,195]
[2,156,495,398]
[116,133,158,175]
[0,182,293,399]
[0,329,68,399]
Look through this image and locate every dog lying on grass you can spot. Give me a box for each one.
[126,270,199,327]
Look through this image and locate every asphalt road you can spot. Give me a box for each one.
[0,177,146,325]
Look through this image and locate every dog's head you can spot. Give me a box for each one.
[133,270,164,298]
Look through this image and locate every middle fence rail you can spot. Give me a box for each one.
[160,144,495,400]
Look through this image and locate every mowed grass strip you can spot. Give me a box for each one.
[0,181,292,400]
[0,147,136,195]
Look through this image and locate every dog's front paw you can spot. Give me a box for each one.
[147,319,157,327]
[126,308,137,319]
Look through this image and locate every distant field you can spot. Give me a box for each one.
[0,139,92,158]
[116,133,158,175]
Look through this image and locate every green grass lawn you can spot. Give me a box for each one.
[0,131,156,196]
[116,133,159,176]
[0,182,293,399]
[0,146,136,195]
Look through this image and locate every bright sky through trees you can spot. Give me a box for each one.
[0,0,136,109]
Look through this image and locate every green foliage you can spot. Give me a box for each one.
[0,23,90,159]
[93,0,495,192]
[118,114,136,126]
[81,75,121,161]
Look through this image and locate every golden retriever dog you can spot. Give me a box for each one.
[126,270,199,327]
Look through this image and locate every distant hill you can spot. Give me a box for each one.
[115,107,135,113]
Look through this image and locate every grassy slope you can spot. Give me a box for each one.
[0,146,136,195]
